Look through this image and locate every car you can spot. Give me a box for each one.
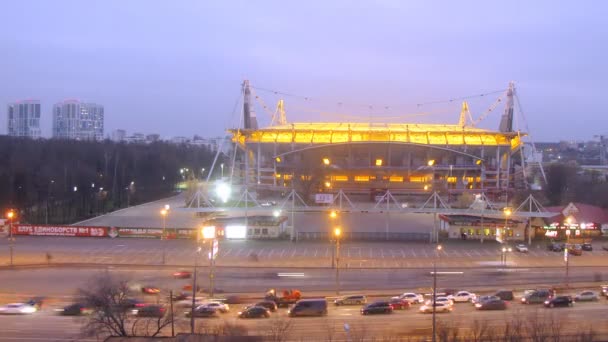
[419,302,452,313]
[360,301,393,315]
[173,270,192,279]
[142,286,161,294]
[448,291,476,303]
[475,298,507,310]
[582,243,593,251]
[547,242,565,252]
[176,297,205,307]
[425,296,453,306]
[494,290,514,301]
[0,303,38,315]
[544,296,574,308]
[521,289,552,304]
[393,293,424,304]
[575,291,599,302]
[388,298,411,310]
[601,285,608,297]
[334,295,367,306]
[200,301,229,313]
[568,245,583,256]
[55,303,93,316]
[185,306,218,318]
[471,295,500,305]
[515,244,529,253]
[287,299,328,317]
[260,201,277,207]
[169,292,190,301]
[118,298,146,310]
[250,301,277,312]
[238,306,271,319]
[132,305,166,317]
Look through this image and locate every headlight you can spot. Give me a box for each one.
[475,304,482,308]
[544,301,549,304]
[21,306,37,313]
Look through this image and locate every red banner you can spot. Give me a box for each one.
[13,224,108,237]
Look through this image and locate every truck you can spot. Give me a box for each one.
[264,288,302,308]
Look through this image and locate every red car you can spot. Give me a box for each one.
[388,298,411,310]
[173,271,192,279]
[142,286,161,295]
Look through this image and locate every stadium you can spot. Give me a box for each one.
[228,81,527,204]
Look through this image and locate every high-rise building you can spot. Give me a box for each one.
[7,100,42,138]
[52,100,104,140]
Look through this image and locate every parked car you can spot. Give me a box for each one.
[575,291,598,302]
[55,303,93,316]
[568,245,583,256]
[582,243,593,251]
[287,299,328,317]
[360,301,393,315]
[200,301,229,313]
[494,290,514,301]
[544,296,574,308]
[419,302,452,313]
[521,289,552,304]
[425,296,453,306]
[393,293,424,304]
[238,306,270,319]
[547,242,564,252]
[132,305,166,317]
[515,244,529,253]
[185,306,218,318]
[448,291,476,303]
[334,295,367,306]
[475,299,507,310]
[250,301,277,312]
[388,298,410,310]
[472,295,500,305]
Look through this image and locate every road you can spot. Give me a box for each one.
[0,291,607,341]
[2,236,608,270]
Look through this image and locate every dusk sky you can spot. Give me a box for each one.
[1,1,606,141]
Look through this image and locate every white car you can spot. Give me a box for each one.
[0,303,38,315]
[515,244,529,253]
[448,291,477,303]
[419,302,452,313]
[425,296,453,306]
[393,293,424,304]
[199,301,229,313]
[175,297,205,308]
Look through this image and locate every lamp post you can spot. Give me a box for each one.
[6,210,15,266]
[334,227,341,296]
[202,226,217,298]
[427,160,437,243]
[432,244,443,342]
[503,208,512,243]
[160,206,169,264]
[565,229,571,288]
[190,243,202,334]
[329,211,338,268]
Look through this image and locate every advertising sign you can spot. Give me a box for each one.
[315,193,334,204]
[116,228,163,238]
[13,224,107,237]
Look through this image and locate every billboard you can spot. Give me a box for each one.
[13,224,107,237]
[315,193,334,204]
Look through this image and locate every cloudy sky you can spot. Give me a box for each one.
[1,1,606,141]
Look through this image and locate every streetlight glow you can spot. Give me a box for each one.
[329,211,337,219]
[334,227,341,237]
[273,210,281,217]
[164,204,170,210]
[215,182,231,203]
[322,158,330,165]
[427,159,435,167]
[201,226,216,239]
[324,181,331,188]
[160,209,168,217]
[6,210,14,219]
[375,158,383,166]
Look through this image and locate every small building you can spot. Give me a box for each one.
[440,214,527,242]
[532,202,608,240]
[204,215,288,240]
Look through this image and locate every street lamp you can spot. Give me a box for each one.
[432,244,443,342]
[220,163,224,179]
[190,244,202,334]
[201,226,217,297]
[334,227,342,296]
[322,158,331,166]
[6,210,16,266]
[565,229,571,288]
[160,207,169,264]
[329,211,338,268]
[503,208,512,243]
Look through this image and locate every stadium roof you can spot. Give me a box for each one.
[230,122,524,148]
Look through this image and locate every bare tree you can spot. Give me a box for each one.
[263,316,293,342]
[78,272,173,338]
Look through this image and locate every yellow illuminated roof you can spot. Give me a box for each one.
[230,122,524,148]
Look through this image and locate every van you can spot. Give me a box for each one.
[521,289,551,304]
[494,290,514,301]
[287,299,328,317]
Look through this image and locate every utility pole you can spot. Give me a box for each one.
[432,244,442,342]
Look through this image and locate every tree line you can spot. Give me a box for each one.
[0,136,219,224]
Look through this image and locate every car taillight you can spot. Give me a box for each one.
[389,305,394,309]
[135,303,145,307]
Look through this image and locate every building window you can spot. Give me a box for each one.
[409,176,426,183]
[354,175,370,182]
[447,176,457,183]
[332,175,348,182]
[254,228,260,235]
[389,176,403,182]
[262,228,268,235]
